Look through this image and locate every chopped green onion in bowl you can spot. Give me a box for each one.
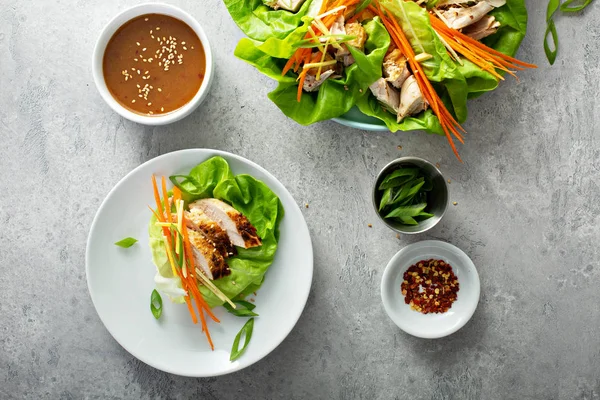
[372,157,448,235]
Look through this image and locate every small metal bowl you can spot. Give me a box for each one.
[372,157,448,235]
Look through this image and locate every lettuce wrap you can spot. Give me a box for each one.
[225,0,530,134]
[149,157,284,308]
[235,17,391,125]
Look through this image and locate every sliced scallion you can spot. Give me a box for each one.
[230,318,254,361]
[150,289,163,319]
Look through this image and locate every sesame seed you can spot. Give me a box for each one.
[158,62,162,66]
[156,27,160,30]
[137,69,140,74]
[143,47,147,51]
[138,94,142,98]
[181,41,186,45]
[144,18,148,21]
[161,107,164,112]
[149,111,154,114]
[144,70,149,74]
[136,84,140,88]
[134,58,138,61]
[147,102,152,106]
[150,30,153,34]
[157,88,162,92]
[136,42,140,46]
[183,46,187,50]
[191,46,194,49]
[131,99,136,103]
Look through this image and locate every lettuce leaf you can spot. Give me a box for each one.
[223,0,312,42]
[483,0,528,57]
[235,17,391,125]
[148,157,284,308]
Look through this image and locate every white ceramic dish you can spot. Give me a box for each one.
[86,149,313,377]
[381,240,480,339]
[92,3,214,125]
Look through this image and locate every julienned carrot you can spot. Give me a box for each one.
[429,15,537,74]
[161,176,171,222]
[184,293,198,324]
[151,176,175,246]
[151,175,164,217]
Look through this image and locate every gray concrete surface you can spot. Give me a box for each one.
[1,0,598,398]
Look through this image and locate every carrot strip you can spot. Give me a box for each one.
[184,295,198,324]
[161,176,171,222]
[151,175,164,218]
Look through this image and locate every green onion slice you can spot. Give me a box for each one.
[150,289,163,319]
[230,318,254,361]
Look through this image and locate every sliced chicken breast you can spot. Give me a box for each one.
[266,0,306,12]
[303,69,336,92]
[383,49,411,89]
[186,209,237,258]
[440,2,494,30]
[397,75,428,122]
[369,78,400,113]
[336,22,367,66]
[189,199,262,249]
[187,229,230,280]
[462,15,501,40]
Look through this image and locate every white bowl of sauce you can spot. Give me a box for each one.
[93,3,213,125]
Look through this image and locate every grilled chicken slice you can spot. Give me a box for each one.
[186,209,237,258]
[265,0,306,12]
[383,49,411,89]
[462,15,501,40]
[336,22,367,66]
[187,229,230,280]
[330,15,346,36]
[440,2,494,30]
[189,199,262,249]
[303,69,336,92]
[369,78,400,113]
[397,75,428,122]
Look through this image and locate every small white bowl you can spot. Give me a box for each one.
[92,3,214,125]
[381,240,480,339]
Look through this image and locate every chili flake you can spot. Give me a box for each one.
[401,259,459,314]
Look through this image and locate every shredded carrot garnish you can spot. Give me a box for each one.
[150,175,221,351]
[429,15,537,81]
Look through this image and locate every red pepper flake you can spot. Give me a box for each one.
[401,259,459,314]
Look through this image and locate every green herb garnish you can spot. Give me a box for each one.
[560,0,594,12]
[230,318,254,361]
[114,237,138,248]
[150,289,163,319]
[377,167,433,226]
[224,300,259,317]
[544,0,595,65]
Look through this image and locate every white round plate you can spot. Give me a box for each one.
[381,240,480,339]
[86,149,313,376]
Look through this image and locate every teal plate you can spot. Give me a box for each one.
[332,106,388,131]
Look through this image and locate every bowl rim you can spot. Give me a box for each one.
[380,240,481,339]
[372,156,448,235]
[92,3,214,125]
